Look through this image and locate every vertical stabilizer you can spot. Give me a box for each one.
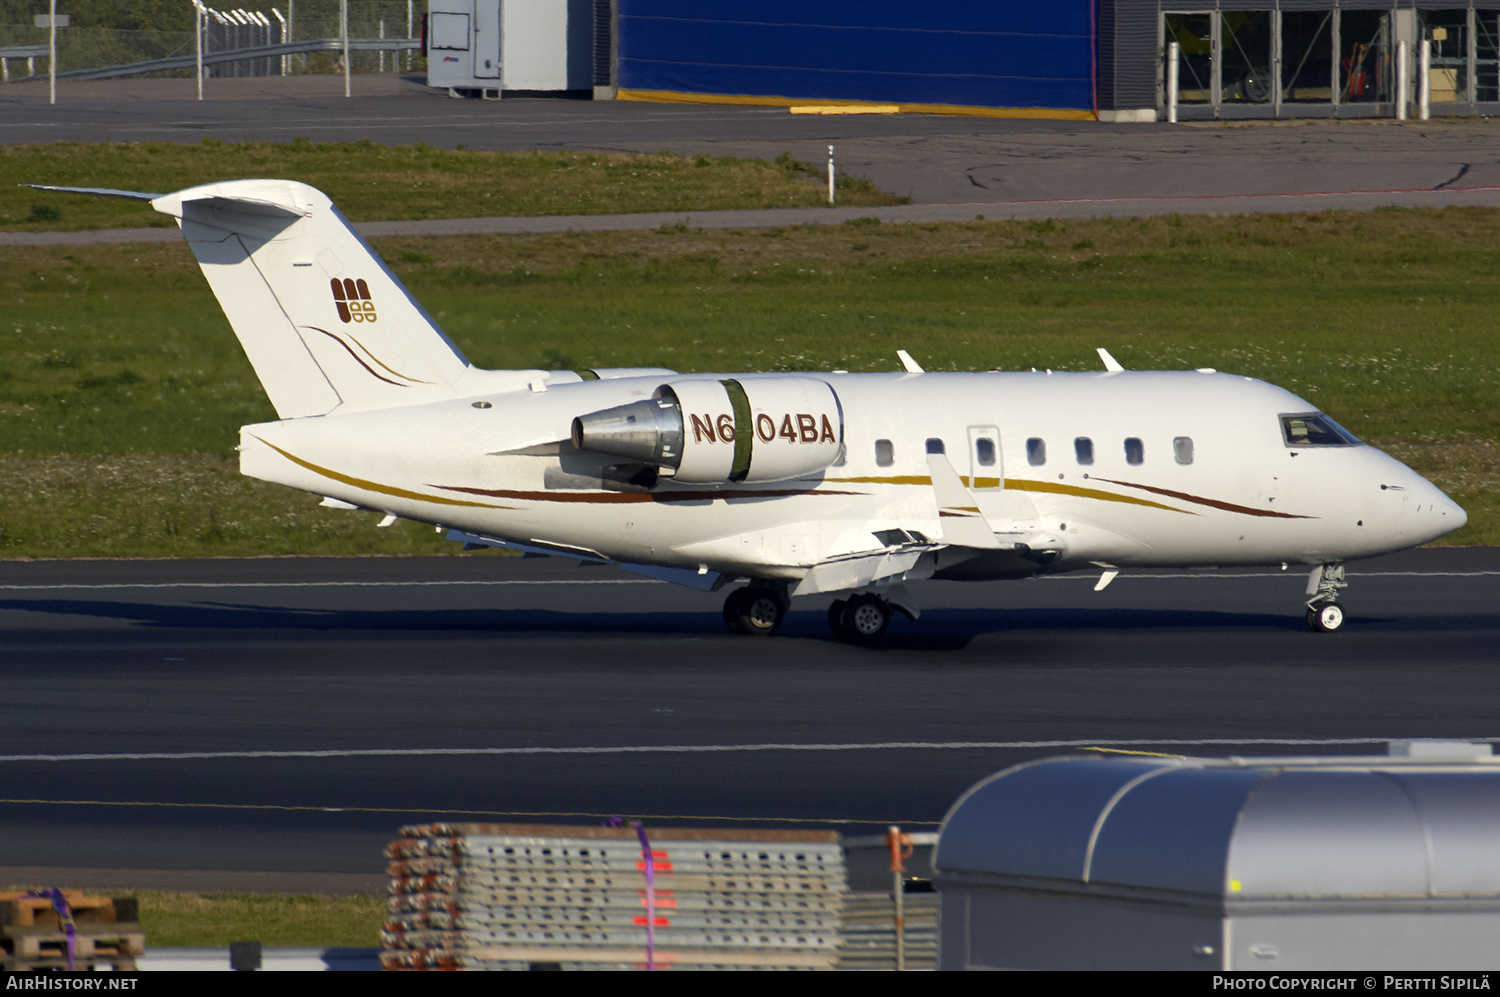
[149,179,470,418]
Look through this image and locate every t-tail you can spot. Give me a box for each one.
[31,179,508,418]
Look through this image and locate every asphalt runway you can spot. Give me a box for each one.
[1,547,1496,892]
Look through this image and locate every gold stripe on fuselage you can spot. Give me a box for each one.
[824,474,1194,515]
[253,436,515,509]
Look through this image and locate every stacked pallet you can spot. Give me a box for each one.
[837,889,939,970]
[0,892,143,971]
[382,823,846,971]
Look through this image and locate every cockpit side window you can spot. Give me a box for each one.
[1281,413,1361,448]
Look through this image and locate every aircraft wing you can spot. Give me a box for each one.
[24,184,165,202]
[791,455,1066,596]
[926,452,1005,549]
[791,541,938,596]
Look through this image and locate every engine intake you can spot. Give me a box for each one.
[571,377,843,485]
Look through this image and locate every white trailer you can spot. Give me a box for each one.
[426,0,592,98]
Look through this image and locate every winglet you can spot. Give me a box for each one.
[926,453,1002,549]
[1096,347,1124,373]
[897,349,924,374]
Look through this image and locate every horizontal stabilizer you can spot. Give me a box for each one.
[25,184,164,202]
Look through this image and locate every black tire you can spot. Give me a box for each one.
[1306,602,1346,633]
[722,588,745,633]
[841,594,890,643]
[733,587,786,636]
[827,599,850,641]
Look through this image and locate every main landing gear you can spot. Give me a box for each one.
[722,586,900,643]
[1305,562,1348,633]
[723,586,789,636]
[826,593,893,644]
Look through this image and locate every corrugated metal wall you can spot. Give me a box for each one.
[616,1,1097,112]
[1098,0,1158,109]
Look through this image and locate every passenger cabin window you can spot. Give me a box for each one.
[875,439,895,467]
[1074,437,1094,465]
[1026,437,1046,466]
[925,438,946,455]
[1174,437,1194,465]
[1124,437,1144,465]
[1281,413,1360,448]
[975,438,996,467]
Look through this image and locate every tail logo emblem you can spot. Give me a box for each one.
[331,278,377,323]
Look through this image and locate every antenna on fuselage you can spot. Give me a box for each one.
[1096,347,1125,373]
[896,349,925,374]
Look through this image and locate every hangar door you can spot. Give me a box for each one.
[1157,8,1500,120]
[1161,11,1275,118]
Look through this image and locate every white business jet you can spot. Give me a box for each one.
[37,180,1467,640]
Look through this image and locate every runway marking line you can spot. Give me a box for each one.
[0,579,654,590]
[0,798,935,826]
[1,736,1492,765]
[1079,746,1186,759]
[6,734,1492,826]
[0,570,1495,591]
[3,737,1490,827]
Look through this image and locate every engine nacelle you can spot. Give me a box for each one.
[571,377,843,484]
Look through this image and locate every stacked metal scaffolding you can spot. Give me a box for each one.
[837,891,938,970]
[382,823,848,971]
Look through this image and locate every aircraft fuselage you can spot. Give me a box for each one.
[240,368,1464,586]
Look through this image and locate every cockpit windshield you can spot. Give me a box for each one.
[1280,413,1361,448]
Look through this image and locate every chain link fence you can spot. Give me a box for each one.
[0,1,421,81]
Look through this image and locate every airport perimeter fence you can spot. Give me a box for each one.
[0,0,420,83]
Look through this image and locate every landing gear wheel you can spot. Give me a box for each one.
[827,599,850,641]
[727,587,787,636]
[840,594,891,643]
[723,588,744,633]
[1307,602,1346,633]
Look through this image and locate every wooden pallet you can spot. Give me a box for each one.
[0,892,136,929]
[1,929,146,960]
[1,955,139,972]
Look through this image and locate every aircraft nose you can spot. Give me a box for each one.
[1407,473,1467,543]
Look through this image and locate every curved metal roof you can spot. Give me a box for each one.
[934,752,1500,899]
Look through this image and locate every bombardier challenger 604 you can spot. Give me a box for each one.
[36,180,1467,641]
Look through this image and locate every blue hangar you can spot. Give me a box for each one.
[584,1,1500,122]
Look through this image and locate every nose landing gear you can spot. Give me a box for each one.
[1305,562,1348,633]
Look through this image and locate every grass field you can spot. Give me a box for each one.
[0,887,383,948]
[0,140,900,231]
[1,206,1496,554]
[134,890,384,948]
